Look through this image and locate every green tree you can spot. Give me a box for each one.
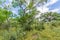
[40,12,60,22]
[0,8,12,29]
[11,0,48,31]
[0,0,6,4]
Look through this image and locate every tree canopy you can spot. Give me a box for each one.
[0,0,60,40]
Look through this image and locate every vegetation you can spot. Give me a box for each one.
[0,0,60,40]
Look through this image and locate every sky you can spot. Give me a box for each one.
[37,0,60,13]
[0,0,60,14]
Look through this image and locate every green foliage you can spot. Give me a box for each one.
[0,8,12,25]
[40,12,60,22]
[1,0,60,40]
[0,0,6,4]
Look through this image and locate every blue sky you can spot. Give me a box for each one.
[37,0,60,13]
[0,0,60,13]
[48,0,60,10]
[49,0,60,12]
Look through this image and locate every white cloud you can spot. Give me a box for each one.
[37,6,49,13]
[9,0,12,2]
[45,0,58,6]
[50,8,60,12]
[37,0,58,13]
[36,6,49,18]
[36,0,59,18]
